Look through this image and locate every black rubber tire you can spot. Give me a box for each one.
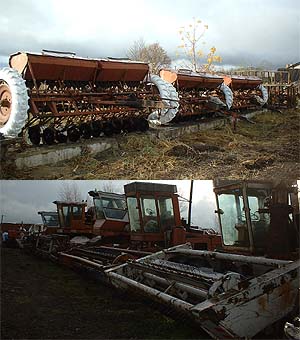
[103,121,114,137]
[55,130,68,143]
[91,120,102,138]
[137,117,149,132]
[112,119,122,134]
[42,127,55,145]
[67,126,81,142]
[28,126,41,146]
[79,122,92,139]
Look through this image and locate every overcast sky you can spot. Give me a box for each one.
[0,180,218,229]
[0,0,299,69]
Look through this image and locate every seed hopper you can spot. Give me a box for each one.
[0,50,178,143]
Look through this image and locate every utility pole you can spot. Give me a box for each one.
[187,180,194,228]
[1,214,5,225]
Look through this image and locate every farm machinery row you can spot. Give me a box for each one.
[18,180,300,339]
[0,50,269,145]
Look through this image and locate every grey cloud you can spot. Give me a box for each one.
[0,0,298,69]
[0,180,217,228]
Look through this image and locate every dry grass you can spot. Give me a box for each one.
[2,109,299,180]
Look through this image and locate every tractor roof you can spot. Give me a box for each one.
[124,182,177,195]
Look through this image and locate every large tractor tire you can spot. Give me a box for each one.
[220,83,233,109]
[0,67,29,137]
[147,74,179,124]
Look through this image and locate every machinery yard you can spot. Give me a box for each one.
[1,180,299,339]
[1,108,299,180]
[1,2,299,340]
[1,247,202,340]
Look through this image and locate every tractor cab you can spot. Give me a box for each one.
[54,201,92,235]
[124,182,181,250]
[88,191,129,242]
[38,211,59,234]
[214,180,299,259]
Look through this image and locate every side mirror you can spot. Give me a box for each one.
[215,209,224,215]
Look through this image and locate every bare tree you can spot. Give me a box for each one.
[126,37,146,60]
[127,40,171,74]
[59,181,82,202]
[177,17,222,72]
[98,181,116,193]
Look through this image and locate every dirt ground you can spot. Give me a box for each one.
[1,109,299,180]
[1,247,204,340]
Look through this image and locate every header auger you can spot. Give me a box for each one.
[0,50,178,145]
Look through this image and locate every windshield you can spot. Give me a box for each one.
[127,197,141,232]
[217,188,250,247]
[217,186,271,251]
[43,214,59,227]
[140,196,159,232]
[94,197,127,220]
[158,197,175,231]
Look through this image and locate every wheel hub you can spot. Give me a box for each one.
[0,83,12,126]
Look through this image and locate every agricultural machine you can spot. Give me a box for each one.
[38,211,59,233]
[31,182,221,264]
[106,180,299,339]
[34,191,129,256]
[159,68,268,121]
[0,50,272,146]
[0,50,178,143]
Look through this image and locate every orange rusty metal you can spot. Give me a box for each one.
[230,75,262,90]
[9,52,149,83]
[0,83,12,125]
[160,68,224,89]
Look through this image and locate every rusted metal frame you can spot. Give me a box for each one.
[153,194,163,236]
[29,108,136,118]
[149,259,224,282]
[24,116,41,129]
[27,60,39,94]
[30,94,166,110]
[91,245,152,257]
[59,252,108,270]
[165,249,292,267]
[142,272,208,299]
[191,260,300,328]
[127,261,214,290]
[68,249,115,263]
[242,184,255,254]
[108,271,194,312]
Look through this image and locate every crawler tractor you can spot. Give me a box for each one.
[0,50,178,143]
[107,180,299,339]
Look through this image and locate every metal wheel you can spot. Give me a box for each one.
[0,67,29,137]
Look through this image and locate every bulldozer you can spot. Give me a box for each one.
[106,180,299,339]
